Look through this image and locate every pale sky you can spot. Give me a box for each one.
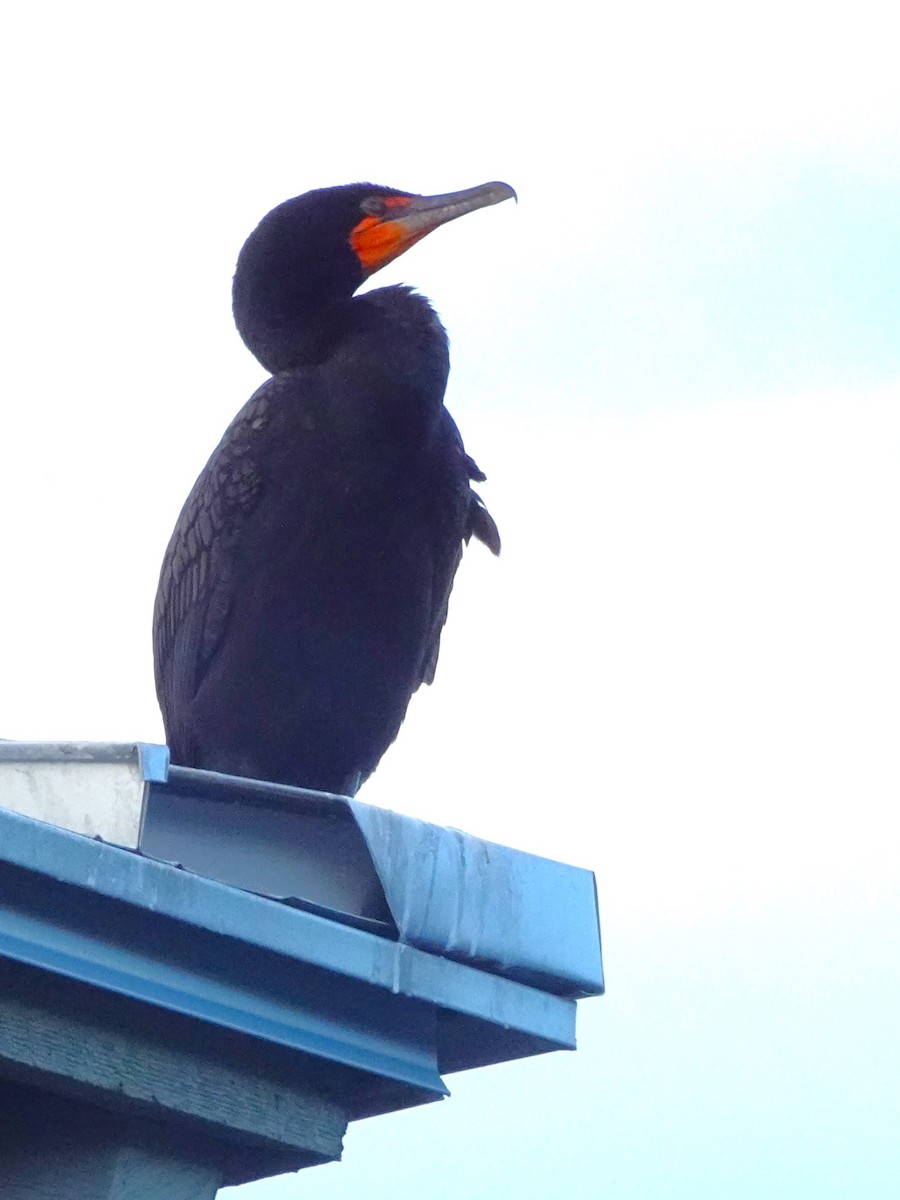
[2,3,899,1197]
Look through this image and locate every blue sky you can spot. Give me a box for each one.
[482,158,900,413]
[2,2,899,1197]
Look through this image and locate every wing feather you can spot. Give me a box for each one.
[152,380,276,725]
[417,440,500,688]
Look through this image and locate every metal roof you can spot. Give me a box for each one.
[0,741,603,1123]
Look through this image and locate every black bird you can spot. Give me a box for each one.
[153,180,514,794]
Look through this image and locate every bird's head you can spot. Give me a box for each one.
[232,180,515,373]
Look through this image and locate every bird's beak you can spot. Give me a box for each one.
[351,181,516,277]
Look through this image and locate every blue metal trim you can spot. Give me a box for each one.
[152,764,604,998]
[0,807,577,1054]
[137,742,170,782]
[0,914,446,1097]
[349,802,605,998]
[143,774,397,935]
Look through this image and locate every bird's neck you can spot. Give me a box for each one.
[278,285,450,390]
[292,286,453,454]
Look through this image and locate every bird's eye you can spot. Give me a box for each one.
[359,195,412,218]
[360,197,388,217]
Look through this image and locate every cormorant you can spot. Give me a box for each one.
[153,180,514,794]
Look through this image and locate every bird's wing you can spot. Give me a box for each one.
[417,437,501,688]
[152,380,276,720]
